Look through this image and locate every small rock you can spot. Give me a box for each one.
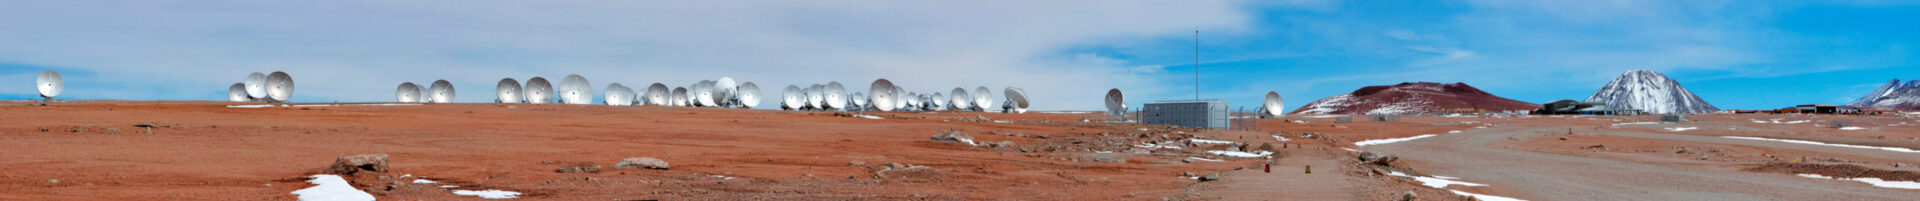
[885,163,904,169]
[848,160,867,166]
[1199,173,1221,181]
[1401,191,1417,201]
[930,131,975,145]
[614,157,670,170]
[1559,137,1568,140]
[555,162,602,173]
[48,179,59,184]
[103,127,121,133]
[1699,155,1709,160]
[324,154,390,175]
[1830,157,1847,163]
[1895,163,1907,168]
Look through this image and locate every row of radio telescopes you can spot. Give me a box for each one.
[380,75,1032,113]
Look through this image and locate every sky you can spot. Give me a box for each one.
[1,0,1916,111]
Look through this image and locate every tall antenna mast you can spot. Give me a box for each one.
[1194,30,1200,100]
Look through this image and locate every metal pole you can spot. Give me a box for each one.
[1195,30,1200,100]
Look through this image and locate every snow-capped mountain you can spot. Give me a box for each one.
[1848,79,1920,109]
[1583,70,1718,114]
[1290,82,1538,115]
[1865,87,1920,110]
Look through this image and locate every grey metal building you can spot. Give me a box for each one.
[1141,100,1229,129]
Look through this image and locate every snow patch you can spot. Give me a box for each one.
[1354,134,1437,146]
[1722,136,1920,153]
[452,189,522,199]
[1447,130,1462,134]
[291,174,376,201]
[1389,171,1488,188]
[1797,174,1920,189]
[1187,139,1235,144]
[412,179,437,184]
[1185,157,1224,162]
[1839,127,1866,131]
[1664,127,1697,132]
[1272,135,1290,142]
[1610,122,1659,127]
[852,115,884,119]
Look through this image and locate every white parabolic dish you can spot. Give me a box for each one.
[869,79,896,111]
[605,83,634,106]
[851,92,867,107]
[1005,87,1029,113]
[824,82,846,109]
[973,86,993,111]
[671,87,689,106]
[781,85,803,109]
[738,82,761,108]
[36,70,63,99]
[1105,88,1124,114]
[497,78,523,103]
[227,83,250,102]
[428,80,455,103]
[1263,91,1285,116]
[243,72,267,99]
[558,74,592,105]
[264,71,295,102]
[525,77,555,104]
[691,80,715,107]
[396,82,423,103]
[645,83,669,106]
[949,88,971,110]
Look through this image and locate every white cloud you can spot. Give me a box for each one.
[0,0,1252,110]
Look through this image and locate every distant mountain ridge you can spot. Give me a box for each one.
[1848,79,1920,110]
[1290,82,1538,115]
[1584,70,1718,114]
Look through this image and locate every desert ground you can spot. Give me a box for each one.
[3,101,1919,200]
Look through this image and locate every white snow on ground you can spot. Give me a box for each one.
[1797,174,1920,189]
[1187,139,1236,144]
[452,189,522,199]
[1134,142,1183,150]
[1354,134,1437,146]
[1185,157,1224,162]
[852,115,884,119]
[291,174,376,201]
[1388,171,1487,188]
[992,120,1012,123]
[1340,148,1360,152]
[712,175,737,180]
[1610,122,1659,127]
[1664,127,1698,132]
[1751,120,1769,123]
[439,185,459,188]
[1448,130,1462,134]
[412,179,436,184]
[1206,150,1273,158]
[1272,135,1290,142]
[1450,190,1528,201]
[1722,136,1920,153]
[1839,127,1866,130]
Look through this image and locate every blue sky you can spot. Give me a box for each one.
[1,1,1915,110]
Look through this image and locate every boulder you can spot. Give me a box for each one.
[555,162,601,173]
[1401,191,1417,201]
[614,157,670,170]
[1357,152,1397,165]
[1199,173,1221,181]
[325,154,389,175]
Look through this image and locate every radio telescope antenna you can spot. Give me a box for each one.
[781,85,803,110]
[670,87,689,106]
[869,79,896,111]
[849,92,867,111]
[227,83,251,102]
[824,82,847,110]
[737,82,761,108]
[1105,88,1126,121]
[644,83,669,106]
[948,88,971,111]
[396,82,423,103]
[36,70,63,102]
[1003,87,1029,113]
[557,74,593,104]
[1261,91,1285,118]
[973,86,992,111]
[928,92,946,111]
[525,77,555,104]
[496,78,523,103]
[264,71,295,103]
[605,83,635,106]
[714,77,737,107]
[805,84,825,110]
[243,72,268,100]
[428,80,455,103]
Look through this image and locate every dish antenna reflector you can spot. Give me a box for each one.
[427,80,455,103]
[227,83,251,102]
[904,92,920,110]
[496,78,523,103]
[714,77,737,107]
[396,82,423,103]
[850,92,867,110]
[1105,88,1127,120]
[973,86,993,111]
[243,72,268,100]
[36,70,63,102]
[803,84,823,109]
[1261,91,1285,118]
[948,88,971,110]
[525,77,555,104]
[738,82,761,108]
[605,83,635,106]
[824,82,847,109]
[264,71,295,102]
[893,87,909,111]
[869,79,896,111]
[781,85,803,110]
[1003,87,1029,113]
[928,92,946,111]
[670,87,689,106]
[691,80,717,107]
[557,74,593,104]
[644,83,669,106]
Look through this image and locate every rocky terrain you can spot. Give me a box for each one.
[1584,70,1720,114]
